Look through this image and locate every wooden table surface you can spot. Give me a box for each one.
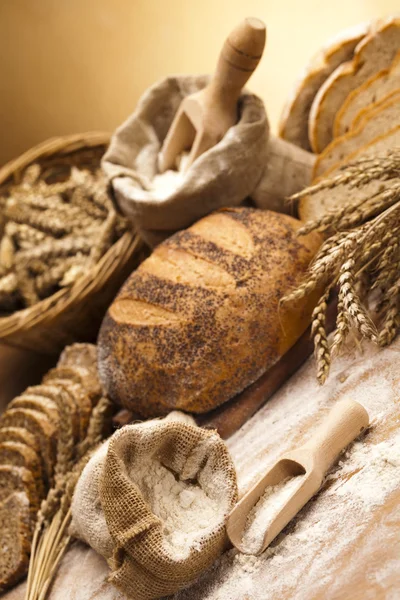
[2,336,400,600]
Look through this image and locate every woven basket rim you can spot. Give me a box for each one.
[0,131,139,336]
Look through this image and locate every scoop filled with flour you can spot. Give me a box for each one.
[241,474,305,554]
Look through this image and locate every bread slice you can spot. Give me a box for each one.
[278,21,369,150]
[0,408,56,483]
[299,126,400,222]
[352,89,400,129]
[9,394,59,425]
[334,49,400,136]
[29,383,80,443]
[0,492,32,591]
[0,441,45,499]
[309,16,400,153]
[58,343,98,371]
[313,94,400,178]
[44,366,102,406]
[0,427,38,452]
[0,464,39,517]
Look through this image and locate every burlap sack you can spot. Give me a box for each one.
[102,74,269,247]
[70,414,238,600]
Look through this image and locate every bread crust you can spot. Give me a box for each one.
[299,126,400,222]
[98,208,321,416]
[309,16,400,153]
[313,93,400,178]
[0,492,32,592]
[333,50,400,137]
[279,21,369,150]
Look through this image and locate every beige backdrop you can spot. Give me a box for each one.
[0,0,398,165]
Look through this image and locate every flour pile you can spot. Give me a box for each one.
[70,413,238,600]
[241,475,305,554]
[129,455,224,558]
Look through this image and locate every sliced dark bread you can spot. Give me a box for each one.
[309,16,400,152]
[29,383,80,443]
[0,441,45,499]
[0,427,38,452]
[0,408,56,483]
[44,366,102,406]
[9,395,59,425]
[334,49,400,136]
[0,492,32,591]
[314,94,400,177]
[58,343,98,371]
[0,465,39,518]
[299,126,400,222]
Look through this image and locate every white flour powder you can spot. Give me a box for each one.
[241,475,305,554]
[174,339,400,599]
[151,152,190,199]
[129,456,222,559]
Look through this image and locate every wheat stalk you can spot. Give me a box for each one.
[282,148,400,382]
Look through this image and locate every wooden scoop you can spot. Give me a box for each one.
[226,399,369,555]
[158,17,266,173]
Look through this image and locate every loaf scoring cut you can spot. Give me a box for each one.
[98,208,321,416]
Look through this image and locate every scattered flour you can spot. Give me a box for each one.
[241,475,305,554]
[174,338,400,599]
[129,456,222,559]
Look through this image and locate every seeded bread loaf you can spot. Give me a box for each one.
[98,208,321,416]
[299,126,400,222]
[309,16,400,153]
[0,492,32,591]
[333,49,400,136]
[278,21,369,150]
[313,94,400,178]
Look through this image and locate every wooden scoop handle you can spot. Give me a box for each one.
[301,399,369,476]
[206,18,266,111]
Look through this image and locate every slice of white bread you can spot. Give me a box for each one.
[334,50,400,136]
[313,94,400,178]
[309,16,400,153]
[299,126,400,222]
[278,21,369,150]
[0,492,32,591]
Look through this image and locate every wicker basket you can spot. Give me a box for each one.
[0,132,145,354]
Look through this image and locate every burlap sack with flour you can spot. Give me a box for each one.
[70,413,238,599]
[102,75,269,247]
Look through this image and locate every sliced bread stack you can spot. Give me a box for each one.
[279,16,400,154]
[0,343,103,592]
